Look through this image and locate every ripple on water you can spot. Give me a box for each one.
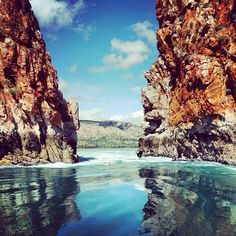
[0,148,236,236]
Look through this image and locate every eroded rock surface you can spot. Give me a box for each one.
[0,0,79,165]
[138,0,236,164]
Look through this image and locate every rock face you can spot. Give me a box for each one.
[0,0,79,165]
[138,0,236,165]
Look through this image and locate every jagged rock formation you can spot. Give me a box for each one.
[139,166,236,236]
[0,0,79,165]
[138,0,236,165]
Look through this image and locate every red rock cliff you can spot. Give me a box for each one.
[138,0,236,165]
[0,0,79,165]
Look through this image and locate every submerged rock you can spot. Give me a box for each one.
[0,0,79,165]
[138,0,236,164]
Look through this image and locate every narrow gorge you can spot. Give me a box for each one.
[0,0,79,165]
[138,0,236,165]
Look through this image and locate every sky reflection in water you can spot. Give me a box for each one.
[0,148,236,236]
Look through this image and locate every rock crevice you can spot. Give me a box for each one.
[138,0,236,165]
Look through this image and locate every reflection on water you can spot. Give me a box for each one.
[0,168,80,236]
[57,162,148,236]
[0,160,147,236]
[139,166,236,236]
[1,149,236,236]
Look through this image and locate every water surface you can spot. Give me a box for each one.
[0,148,236,236]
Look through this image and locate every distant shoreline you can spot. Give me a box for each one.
[77,145,138,148]
[77,120,142,149]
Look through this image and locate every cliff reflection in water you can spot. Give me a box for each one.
[0,168,80,236]
[139,165,236,236]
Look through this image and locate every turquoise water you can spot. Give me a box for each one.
[0,148,236,236]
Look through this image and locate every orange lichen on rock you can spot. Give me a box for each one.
[138,0,236,165]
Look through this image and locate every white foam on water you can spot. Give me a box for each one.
[1,148,235,170]
[0,162,81,169]
[77,148,173,166]
[225,166,236,172]
[133,183,146,191]
[33,162,81,168]
[0,165,19,169]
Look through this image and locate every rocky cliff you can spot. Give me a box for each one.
[138,0,236,165]
[0,0,79,165]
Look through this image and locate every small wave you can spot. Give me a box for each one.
[0,165,20,169]
[32,162,81,168]
[225,166,236,172]
[1,148,235,169]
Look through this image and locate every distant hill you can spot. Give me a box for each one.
[77,120,143,148]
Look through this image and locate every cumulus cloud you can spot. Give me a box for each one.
[121,72,134,80]
[69,64,78,73]
[74,23,96,40]
[131,86,141,93]
[110,110,144,125]
[130,21,156,45]
[88,38,149,73]
[80,108,144,124]
[30,0,85,28]
[80,108,109,121]
[45,32,58,42]
[31,0,96,39]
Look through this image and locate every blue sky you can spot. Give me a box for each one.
[30,0,158,123]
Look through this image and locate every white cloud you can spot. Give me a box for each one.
[130,21,156,45]
[121,72,133,80]
[131,86,141,93]
[88,38,149,73]
[110,110,144,125]
[88,66,105,73]
[80,108,108,121]
[58,79,68,92]
[45,33,58,42]
[69,64,78,73]
[74,23,96,40]
[86,85,105,93]
[80,108,144,124]
[30,0,85,28]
